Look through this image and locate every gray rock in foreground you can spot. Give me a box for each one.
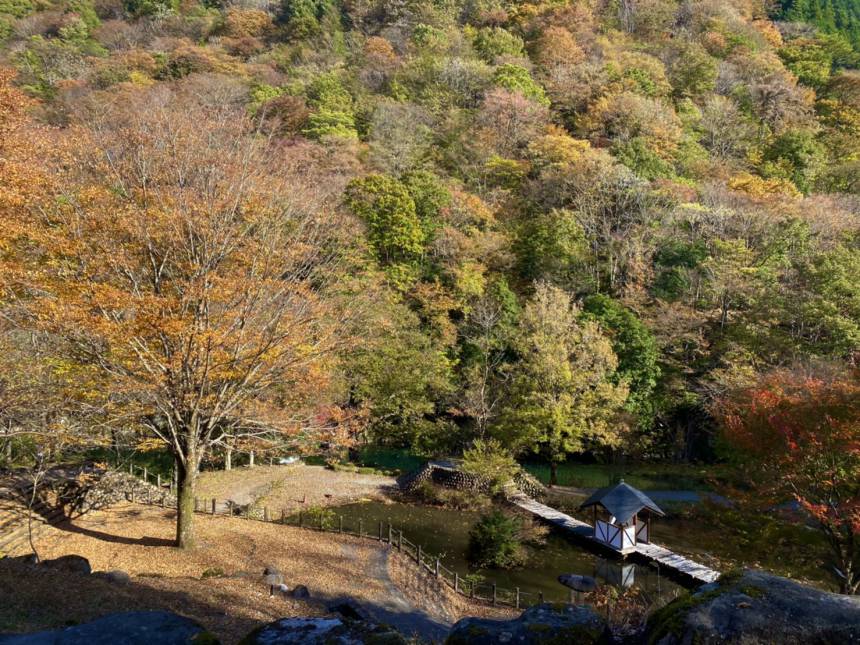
[445,603,610,644]
[647,569,860,644]
[0,611,214,645]
[240,616,406,644]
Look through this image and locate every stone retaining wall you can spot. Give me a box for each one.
[399,462,546,499]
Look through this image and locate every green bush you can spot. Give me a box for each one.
[492,64,549,106]
[473,27,524,62]
[411,480,490,511]
[461,438,521,495]
[467,510,525,569]
[303,505,336,529]
[201,567,225,578]
[0,0,33,18]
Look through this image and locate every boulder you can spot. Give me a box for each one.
[326,600,368,621]
[646,569,860,644]
[96,570,130,585]
[239,616,406,644]
[290,585,310,599]
[41,555,91,575]
[0,610,215,644]
[445,603,610,644]
[558,574,598,593]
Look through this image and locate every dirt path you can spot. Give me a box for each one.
[196,464,397,513]
[337,543,451,642]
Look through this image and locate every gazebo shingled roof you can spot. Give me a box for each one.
[579,480,665,525]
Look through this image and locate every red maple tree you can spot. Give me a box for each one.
[718,365,860,594]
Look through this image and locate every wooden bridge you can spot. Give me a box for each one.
[508,492,721,585]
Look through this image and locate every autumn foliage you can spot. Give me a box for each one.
[718,366,860,593]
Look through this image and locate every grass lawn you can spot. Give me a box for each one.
[353,446,428,475]
[522,461,719,490]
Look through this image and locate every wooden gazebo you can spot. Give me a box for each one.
[580,480,665,555]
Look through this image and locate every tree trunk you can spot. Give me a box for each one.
[225,446,232,471]
[175,458,197,549]
[550,462,558,487]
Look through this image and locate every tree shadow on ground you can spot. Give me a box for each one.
[0,556,455,644]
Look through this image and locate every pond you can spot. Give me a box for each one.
[330,500,687,605]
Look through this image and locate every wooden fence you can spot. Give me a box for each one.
[121,465,558,609]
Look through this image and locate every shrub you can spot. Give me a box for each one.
[492,64,549,106]
[0,0,33,18]
[467,510,526,568]
[411,480,490,511]
[461,438,521,495]
[303,505,336,529]
[473,26,524,62]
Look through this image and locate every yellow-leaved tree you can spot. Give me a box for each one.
[10,79,349,548]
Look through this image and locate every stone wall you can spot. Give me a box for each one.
[398,462,546,499]
[77,470,176,512]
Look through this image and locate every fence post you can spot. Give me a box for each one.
[388,524,393,545]
[515,588,520,610]
[143,467,148,483]
[539,591,544,604]
[492,583,497,606]
[339,516,343,533]
[435,558,440,578]
[454,572,459,593]
[378,521,383,541]
[358,519,363,538]
[212,499,216,514]
[157,473,161,488]
[129,462,133,475]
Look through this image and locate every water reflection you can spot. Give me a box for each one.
[330,500,685,604]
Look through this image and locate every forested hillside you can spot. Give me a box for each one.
[1,0,859,475]
[776,0,860,50]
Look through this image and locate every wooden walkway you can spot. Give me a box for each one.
[508,493,720,585]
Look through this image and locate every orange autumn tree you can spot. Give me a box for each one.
[717,365,860,594]
[19,81,348,548]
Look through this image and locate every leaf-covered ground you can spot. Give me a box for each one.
[1,501,499,642]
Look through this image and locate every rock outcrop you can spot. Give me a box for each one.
[445,603,610,644]
[239,616,406,644]
[40,555,91,575]
[0,610,215,644]
[646,569,860,644]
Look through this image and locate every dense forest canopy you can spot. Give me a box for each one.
[776,0,860,51]
[2,0,859,479]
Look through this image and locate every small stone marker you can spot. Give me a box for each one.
[265,571,284,596]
